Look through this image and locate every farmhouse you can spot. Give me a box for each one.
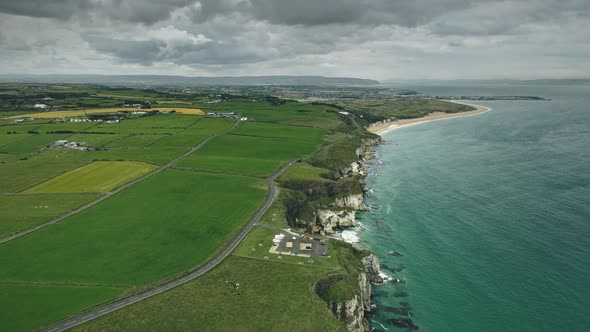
[205,112,238,118]
[34,103,49,109]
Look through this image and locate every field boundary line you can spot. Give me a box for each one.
[0,119,239,245]
[41,158,298,332]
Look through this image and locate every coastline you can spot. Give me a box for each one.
[368,101,492,135]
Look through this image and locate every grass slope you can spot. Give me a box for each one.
[0,284,122,332]
[74,256,344,332]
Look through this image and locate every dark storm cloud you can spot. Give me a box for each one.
[86,37,165,65]
[0,0,93,19]
[193,0,479,27]
[0,0,194,24]
[85,34,271,66]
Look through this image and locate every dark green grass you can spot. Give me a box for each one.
[65,133,124,147]
[73,256,344,332]
[149,118,234,148]
[0,123,44,134]
[0,284,123,332]
[281,117,342,129]
[0,134,32,147]
[91,147,186,164]
[0,133,69,154]
[278,162,335,183]
[0,193,99,238]
[0,169,267,286]
[105,134,169,148]
[36,122,97,133]
[232,121,325,144]
[214,101,338,123]
[89,126,181,135]
[0,150,95,193]
[98,114,200,130]
[197,134,321,161]
[177,155,284,178]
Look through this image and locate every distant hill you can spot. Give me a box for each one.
[383,78,590,85]
[0,74,379,86]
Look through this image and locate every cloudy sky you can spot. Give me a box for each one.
[0,0,589,80]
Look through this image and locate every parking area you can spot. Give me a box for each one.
[269,230,327,258]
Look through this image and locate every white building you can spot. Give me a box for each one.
[34,104,49,109]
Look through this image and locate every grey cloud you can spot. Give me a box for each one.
[0,0,93,19]
[0,0,194,24]
[85,34,271,66]
[193,0,481,27]
[86,37,165,65]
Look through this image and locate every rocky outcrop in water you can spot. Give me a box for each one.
[362,253,384,284]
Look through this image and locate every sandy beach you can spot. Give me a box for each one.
[368,101,491,135]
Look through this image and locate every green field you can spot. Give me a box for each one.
[178,135,318,178]
[0,284,122,332]
[176,155,284,178]
[105,134,169,148]
[65,133,124,147]
[0,150,96,193]
[278,162,335,183]
[0,134,31,146]
[0,133,69,155]
[0,169,266,285]
[0,193,99,237]
[24,161,158,193]
[73,256,344,332]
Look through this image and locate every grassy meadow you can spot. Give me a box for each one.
[25,161,157,193]
[73,256,345,332]
[0,169,267,286]
[0,284,123,332]
[0,193,99,238]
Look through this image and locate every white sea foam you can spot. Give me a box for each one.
[341,230,360,243]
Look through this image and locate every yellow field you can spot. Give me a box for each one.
[24,161,158,193]
[7,107,204,119]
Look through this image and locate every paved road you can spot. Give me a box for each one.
[0,120,239,246]
[41,159,299,332]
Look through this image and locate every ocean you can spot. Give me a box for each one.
[359,82,590,331]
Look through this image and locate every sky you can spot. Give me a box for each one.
[0,0,589,81]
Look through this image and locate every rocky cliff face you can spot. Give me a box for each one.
[316,209,358,234]
[330,293,366,332]
[334,193,367,210]
[362,253,384,284]
[327,254,383,331]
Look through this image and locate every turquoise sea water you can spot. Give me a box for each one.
[360,83,590,331]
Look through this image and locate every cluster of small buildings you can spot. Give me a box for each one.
[54,140,90,151]
[272,233,286,245]
[205,112,238,118]
[205,99,223,104]
[13,117,33,123]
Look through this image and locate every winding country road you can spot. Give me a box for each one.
[0,119,239,246]
[42,158,299,332]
